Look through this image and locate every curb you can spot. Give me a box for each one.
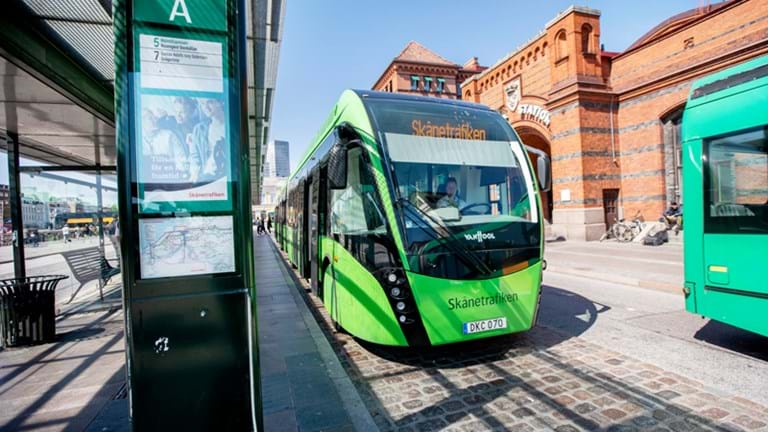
[545,266,683,295]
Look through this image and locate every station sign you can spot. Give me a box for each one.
[114,0,259,429]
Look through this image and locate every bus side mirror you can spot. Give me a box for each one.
[537,156,552,192]
[328,143,347,189]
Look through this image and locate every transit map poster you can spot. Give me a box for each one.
[134,31,232,213]
[138,215,235,279]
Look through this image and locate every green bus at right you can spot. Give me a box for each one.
[682,55,768,337]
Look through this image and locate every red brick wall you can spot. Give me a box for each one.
[612,0,768,219]
[467,0,768,227]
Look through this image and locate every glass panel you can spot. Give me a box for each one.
[330,147,386,235]
[386,133,519,167]
[0,151,10,267]
[705,128,768,234]
[390,141,534,227]
[0,167,120,306]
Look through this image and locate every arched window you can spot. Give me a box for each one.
[581,24,593,54]
[556,30,567,60]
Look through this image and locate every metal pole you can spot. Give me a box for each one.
[4,62,24,279]
[94,118,104,302]
[7,132,25,279]
[96,168,104,301]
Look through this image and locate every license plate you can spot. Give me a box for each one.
[462,317,508,335]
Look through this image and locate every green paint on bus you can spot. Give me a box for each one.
[275,90,549,346]
[682,54,768,337]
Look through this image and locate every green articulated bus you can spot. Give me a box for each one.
[274,90,551,347]
[682,55,768,337]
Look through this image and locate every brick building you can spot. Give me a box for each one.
[460,0,768,240]
[373,41,485,99]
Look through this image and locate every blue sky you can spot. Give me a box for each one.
[271,0,711,171]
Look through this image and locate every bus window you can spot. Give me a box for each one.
[330,147,386,235]
[705,127,768,234]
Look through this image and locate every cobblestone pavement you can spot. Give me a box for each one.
[278,251,768,432]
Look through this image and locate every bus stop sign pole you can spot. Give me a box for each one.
[114,0,260,429]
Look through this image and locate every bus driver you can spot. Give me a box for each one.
[436,177,466,210]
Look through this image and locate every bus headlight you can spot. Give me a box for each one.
[396,301,406,311]
[390,287,401,298]
[387,272,398,283]
[399,315,406,323]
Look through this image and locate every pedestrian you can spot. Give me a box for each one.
[267,217,272,234]
[257,218,265,236]
[660,202,682,234]
[62,225,71,243]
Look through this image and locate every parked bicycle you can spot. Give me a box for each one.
[600,210,645,242]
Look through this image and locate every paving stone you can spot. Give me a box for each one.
[656,390,682,400]
[667,420,698,432]
[732,414,767,429]
[444,411,467,424]
[420,405,446,418]
[511,407,535,418]
[592,396,618,408]
[443,399,466,412]
[506,423,535,432]
[573,402,597,414]
[699,406,730,420]
[415,417,448,432]
[631,415,659,427]
[606,425,639,432]
[572,390,592,401]
[553,394,577,407]
[601,408,628,421]
[402,399,424,410]
[462,394,487,406]
[543,385,566,396]
[459,420,487,431]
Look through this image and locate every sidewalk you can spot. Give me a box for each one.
[255,233,377,432]
[0,307,128,431]
[1,235,377,431]
[544,240,683,293]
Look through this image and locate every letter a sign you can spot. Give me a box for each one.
[169,0,191,24]
[134,0,226,31]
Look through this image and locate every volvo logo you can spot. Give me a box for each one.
[464,230,496,242]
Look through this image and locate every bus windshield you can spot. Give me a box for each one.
[386,133,536,226]
[366,97,541,274]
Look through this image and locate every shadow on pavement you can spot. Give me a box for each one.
[358,284,608,368]
[0,309,126,432]
[274,238,766,430]
[694,320,768,362]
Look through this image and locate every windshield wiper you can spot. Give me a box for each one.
[396,198,493,275]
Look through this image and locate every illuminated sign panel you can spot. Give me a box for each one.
[411,120,487,140]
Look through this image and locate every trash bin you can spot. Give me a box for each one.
[0,275,68,348]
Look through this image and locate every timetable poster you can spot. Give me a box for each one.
[135,32,232,213]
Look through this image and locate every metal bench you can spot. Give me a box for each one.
[61,247,121,304]
[0,275,68,347]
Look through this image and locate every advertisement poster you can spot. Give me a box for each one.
[139,215,235,279]
[135,33,231,213]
